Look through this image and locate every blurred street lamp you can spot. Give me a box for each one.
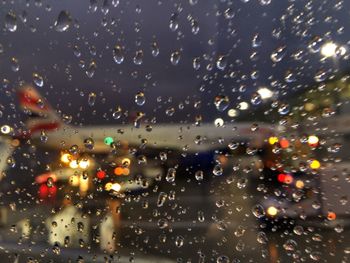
[321,42,346,58]
[257,87,273,100]
[238,101,249,110]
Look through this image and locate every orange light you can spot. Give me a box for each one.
[114,167,124,176]
[61,153,72,164]
[295,180,304,189]
[327,212,336,221]
[11,139,20,147]
[279,138,289,148]
[310,160,321,169]
[268,136,279,145]
[122,168,130,176]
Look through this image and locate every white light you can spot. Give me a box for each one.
[1,125,11,135]
[214,118,224,127]
[69,160,79,169]
[111,183,121,192]
[79,159,90,169]
[257,87,274,100]
[321,42,337,58]
[238,101,249,110]
[228,109,238,117]
[337,46,346,56]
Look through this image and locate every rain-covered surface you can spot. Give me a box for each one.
[0,0,350,262]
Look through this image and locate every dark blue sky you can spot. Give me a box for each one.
[0,0,350,128]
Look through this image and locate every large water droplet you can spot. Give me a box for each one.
[54,11,72,32]
[216,55,227,70]
[175,235,184,247]
[165,168,176,183]
[88,92,96,106]
[33,73,44,87]
[151,42,159,57]
[133,50,143,65]
[271,46,286,63]
[170,51,181,65]
[5,11,17,32]
[251,204,265,218]
[214,95,229,112]
[169,13,179,31]
[113,45,124,64]
[86,61,97,78]
[135,92,145,106]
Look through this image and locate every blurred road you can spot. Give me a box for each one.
[0,163,349,263]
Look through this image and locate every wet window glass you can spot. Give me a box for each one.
[0,0,349,262]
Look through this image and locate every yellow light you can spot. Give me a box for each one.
[304,102,315,111]
[105,182,113,191]
[111,183,121,192]
[122,158,131,167]
[69,160,79,169]
[79,175,89,192]
[69,175,79,186]
[228,109,238,117]
[79,159,90,169]
[310,160,321,169]
[308,135,319,146]
[268,136,279,145]
[295,180,304,189]
[61,153,72,164]
[267,206,278,217]
[321,42,337,58]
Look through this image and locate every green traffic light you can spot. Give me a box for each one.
[104,136,114,145]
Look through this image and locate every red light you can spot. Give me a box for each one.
[96,170,106,179]
[278,173,286,183]
[39,184,57,199]
[278,173,293,184]
[39,184,49,199]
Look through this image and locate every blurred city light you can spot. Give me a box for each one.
[238,101,249,110]
[0,125,11,134]
[78,159,90,169]
[228,109,238,117]
[308,135,319,147]
[267,206,278,217]
[268,136,279,145]
[61,153,71,164]
[257,87,274,100]
[310,159,321,169]
[321,42,346,58]
[69,160,79,169]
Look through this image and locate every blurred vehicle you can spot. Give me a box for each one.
[257,135,322,228]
